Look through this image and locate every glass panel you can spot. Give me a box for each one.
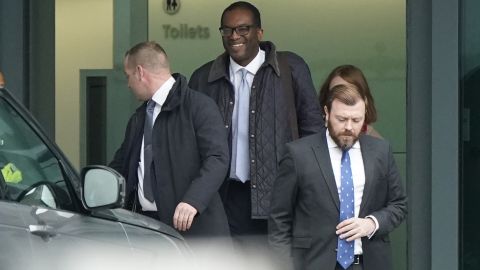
[83,168,118,208]
[0,98,72,209]
[147,1,406,269]
[460,0,480,268]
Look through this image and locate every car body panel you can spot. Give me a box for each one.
[0,87,191,269]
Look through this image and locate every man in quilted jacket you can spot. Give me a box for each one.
[188,1,324,249]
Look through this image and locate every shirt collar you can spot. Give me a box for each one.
[229,49,266,75]
[326,129,361,150]
[151,76,175,106]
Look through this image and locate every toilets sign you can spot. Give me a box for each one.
[162,24,210,39]
[161,0,211,40]
[163,0,180,15]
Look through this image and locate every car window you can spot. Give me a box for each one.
[0,98,72,210]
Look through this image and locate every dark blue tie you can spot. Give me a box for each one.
[337,150,355,269]
[143,100,156,202]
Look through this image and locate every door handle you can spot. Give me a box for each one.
[29,224,57,240]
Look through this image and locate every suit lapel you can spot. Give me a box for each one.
[359,135,374,216]
[312,132,340,211]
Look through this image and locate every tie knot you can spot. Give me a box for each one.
[146,100,156,112]
[240,68,248,78]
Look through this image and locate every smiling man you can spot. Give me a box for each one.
[268,84,407,270]
[189,1,323,249]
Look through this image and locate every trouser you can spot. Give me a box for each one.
[334,255,364,270]
[222,179,268,250]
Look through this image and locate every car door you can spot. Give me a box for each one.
[20,205,134,270]
[0,201,35,270]
[0,88,191,270]
[0,90,131,269]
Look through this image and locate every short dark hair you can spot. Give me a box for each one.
[220,1,261,28]
[319,65,377,124]
[325,84,365,113]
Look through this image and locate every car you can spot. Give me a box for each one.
[0,86,192,269]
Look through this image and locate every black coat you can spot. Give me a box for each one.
[109,74,230,238]
[189,41,324,218]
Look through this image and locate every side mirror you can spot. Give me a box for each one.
[81,165,125,210]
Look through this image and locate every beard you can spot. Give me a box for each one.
[328,126,359,151]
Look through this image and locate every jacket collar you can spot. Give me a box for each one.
[312,131,374,212]
[312,131,340,211]
[161,73,186,111]
[136,73,187,113]
[358,134,374,215]
[207,41,281,83]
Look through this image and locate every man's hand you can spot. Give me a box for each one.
[336,217,375,242]
[173,202,198,232]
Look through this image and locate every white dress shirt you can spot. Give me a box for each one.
[137,76,175,211]
[326,129,372,255]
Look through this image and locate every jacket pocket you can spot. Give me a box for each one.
[292,236,312,248]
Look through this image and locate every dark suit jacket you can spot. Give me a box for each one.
[109,74,230,238]
[268,131,407,270]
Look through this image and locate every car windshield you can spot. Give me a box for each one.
[0,97,72,210]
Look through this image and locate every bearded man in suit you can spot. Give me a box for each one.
[268,84,407,270]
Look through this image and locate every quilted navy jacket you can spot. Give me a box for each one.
[189,41,324,218]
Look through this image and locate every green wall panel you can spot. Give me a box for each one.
[81,2,407,268]
[147,2,406,268]
[148,0,406,153]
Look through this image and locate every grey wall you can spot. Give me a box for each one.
[29,0,55,139]
[0,0,55,139]
[0,0,28,104]
[407,0,459,269]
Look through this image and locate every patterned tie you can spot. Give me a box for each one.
[143,100,156,202]
[233,68,250,182]
[337,150,355,269]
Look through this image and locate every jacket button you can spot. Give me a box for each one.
[251,110,255,114]
[251,159,255,163]
[229,101,233,105]
[250,134,255,138]
[252,184,257,189]
[225,125,229,129]
[252,85,256,89]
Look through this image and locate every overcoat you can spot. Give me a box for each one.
[110,74,230,237]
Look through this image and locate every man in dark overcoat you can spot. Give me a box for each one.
[110,41,230,238]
